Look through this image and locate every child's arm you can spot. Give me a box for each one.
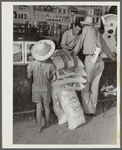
[27,63,33,78]
[50,63,56,82]
[27,71,32,78]
[51,73,56,82]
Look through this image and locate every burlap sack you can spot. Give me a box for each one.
[57,89,86,129]
[51,55,84,70]
[56,67,87,79]
[52,88,68,125]
[51,75,87,87]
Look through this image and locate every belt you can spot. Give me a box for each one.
[84,54,95,56]
[84,54,101,56]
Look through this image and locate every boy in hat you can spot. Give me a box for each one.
[27,40,56,132]
[73,16,116,116]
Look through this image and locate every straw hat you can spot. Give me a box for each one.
[80,16,95,26]
[31,40,55,61]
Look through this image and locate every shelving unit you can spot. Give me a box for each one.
[13,5,107,45]
[14,6,104,24]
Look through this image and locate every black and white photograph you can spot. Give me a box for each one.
[2,1,120,148]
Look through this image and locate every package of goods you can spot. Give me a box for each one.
[91,47,101,63]
[52,88,68,125]
[56,66,87,79]
[51,51,84,70]
[57,89,86,129]
[51,48,87,90]
[51,75,87,87]
[100,84,117,96]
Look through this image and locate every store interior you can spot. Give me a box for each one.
[13,5,109,47]
[13,5,117,114]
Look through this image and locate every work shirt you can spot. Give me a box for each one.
[61,29,80,49]
[73,26,112,62]
[27,60,55,92]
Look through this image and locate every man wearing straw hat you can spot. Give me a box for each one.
[73,16,116,116]
[27,40,56,132]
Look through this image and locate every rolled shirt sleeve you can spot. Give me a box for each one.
[73,28,86,55]
[61,32,67,46]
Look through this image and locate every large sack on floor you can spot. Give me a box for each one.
[57,89,86,129]
[52,88,68,125]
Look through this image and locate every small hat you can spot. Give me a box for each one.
[31,40,55,61]
[80,16,95,26]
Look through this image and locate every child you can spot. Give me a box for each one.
[27,40,56,132]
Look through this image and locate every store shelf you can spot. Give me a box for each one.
[14,9,74,16]
[13,5,106,46]
[14,10,101,18]
[39,35,60,39]
[14,19,72,24]
[14,5,104,24]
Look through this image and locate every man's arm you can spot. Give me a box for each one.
[60,31,74,50]
[73,28,85,55]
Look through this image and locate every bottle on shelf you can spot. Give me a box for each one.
[14,11,17,19]
[53,23,57,37]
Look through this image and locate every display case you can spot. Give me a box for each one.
[25,41,36,63]
[13,41,24,64]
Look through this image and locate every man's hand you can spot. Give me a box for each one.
[107,53,117,61]
[73,49,78,56]
[51,74,57,82]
